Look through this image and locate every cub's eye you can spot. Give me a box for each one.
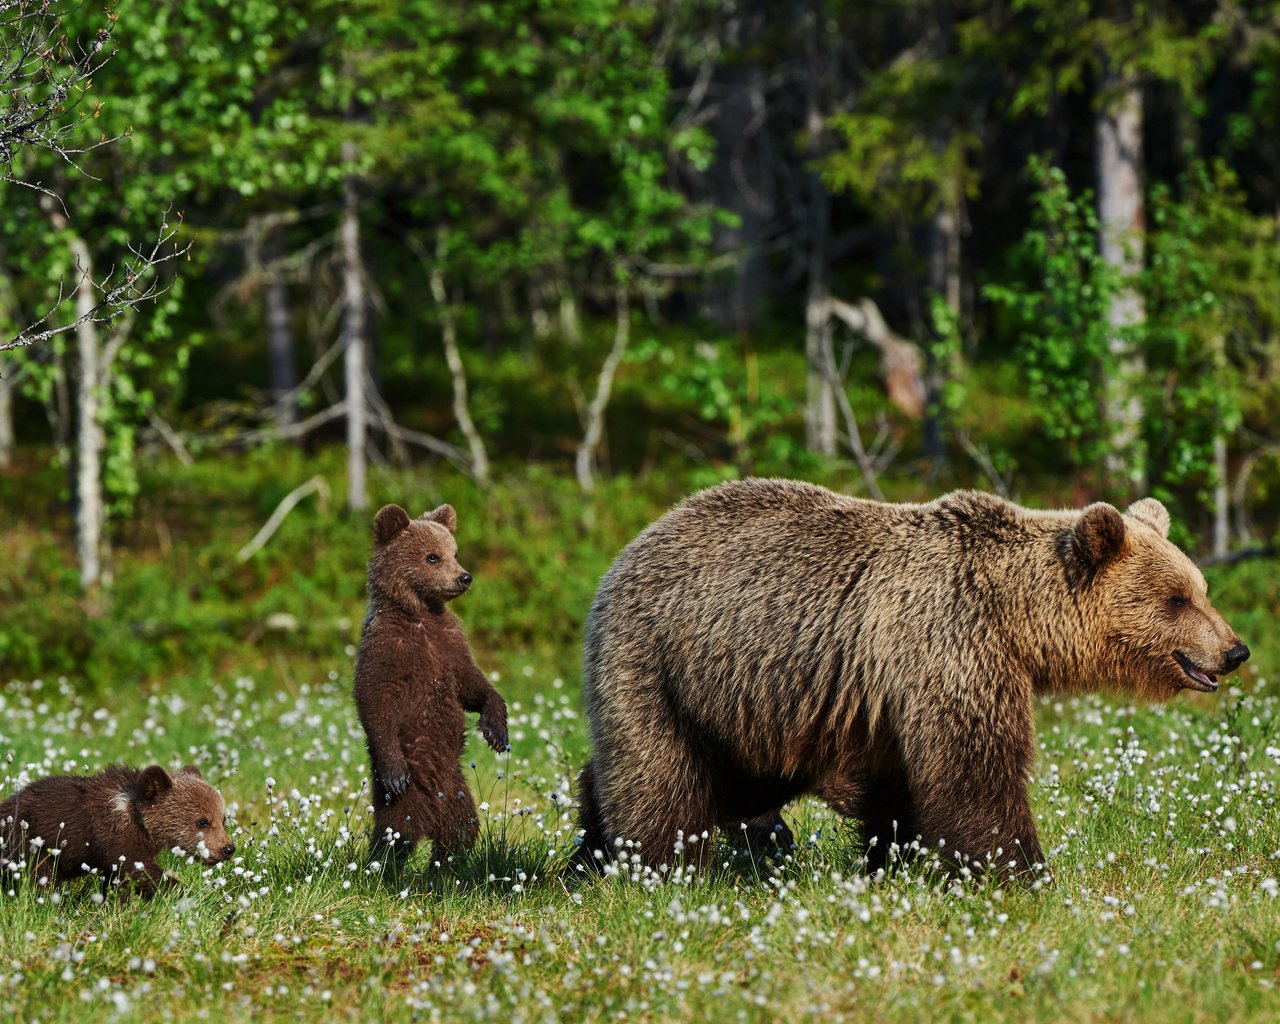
[197,818,210,829]
[427,554,440,564]
[1169,595,1189,609]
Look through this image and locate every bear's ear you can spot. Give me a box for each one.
[1125,497,1170,538]
[137,765,173,803]
[421,504,457,534]
[373,505,412,546]
[1074,503,1127,568]
[179,764,203,779]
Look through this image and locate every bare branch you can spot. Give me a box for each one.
[2,210,191,353]
[0,0,122,184]
[237,476,331,563]
[576,282,631,492]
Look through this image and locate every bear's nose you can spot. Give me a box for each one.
[222,844,236,858]
[458,572,472,588]
[1224,642,1250,671]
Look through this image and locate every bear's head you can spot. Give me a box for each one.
[368,503,472,613]
[1064,497,1249,698]
[135,765,235,862]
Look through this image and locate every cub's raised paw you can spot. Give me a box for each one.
[479,718,508,754]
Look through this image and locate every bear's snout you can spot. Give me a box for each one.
[221,843,236,859]
[457,572,472,589]
[1223,642,1250,671]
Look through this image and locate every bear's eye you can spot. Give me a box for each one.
[1169,595,1190,609]
[427,554,439,564]
[197,818,210,829]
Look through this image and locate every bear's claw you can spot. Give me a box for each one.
[380,769,410,799]
[480,723,508,753]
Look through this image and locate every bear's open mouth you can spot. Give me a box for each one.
[1174,651,1218,692]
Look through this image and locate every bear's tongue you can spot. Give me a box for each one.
[1175,651,1218,690]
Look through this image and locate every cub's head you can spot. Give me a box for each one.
[135,765,235,863]
[368,503,472,612]
[1064,497,1249,698]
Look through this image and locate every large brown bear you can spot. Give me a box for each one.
[576,479,1249,876]
[355,503,508,865]
[0,764,234,895]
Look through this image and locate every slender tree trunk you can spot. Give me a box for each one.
[0,362,13,469]
[1212,434,1229,559]
[576,283,631,492]
[1096,67,1146,492]
[69,232,104,594]
[264,228,298,430]
[430,238,490,486]
[804,220,836,456]
[802,1,835,456]
[923,201,961,467]
[559,289,581,345]
[0,264,13,469]
[341,140,368,513]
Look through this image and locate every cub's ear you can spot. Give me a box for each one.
[1074,503,1126,568]
[421,503,457,534]
[1125,497,1170,538]
[137,765,173,803]
[373,505,412,546]
[179,764,203,779]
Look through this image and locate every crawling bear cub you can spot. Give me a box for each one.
[355,503,508,865]
[0,764,233,894]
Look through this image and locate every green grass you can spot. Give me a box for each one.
[2,448,1280,1021]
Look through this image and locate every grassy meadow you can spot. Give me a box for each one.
[3,448,1280,1021]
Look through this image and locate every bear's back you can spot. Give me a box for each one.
[582,480,1045,768]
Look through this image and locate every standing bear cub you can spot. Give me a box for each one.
[355,503,508,865]
[0,764,234,895]
[576,479,1250,877]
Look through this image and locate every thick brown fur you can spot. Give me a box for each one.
[577,479,1249,876]
[355,503,508,864]
[0,764,233,895]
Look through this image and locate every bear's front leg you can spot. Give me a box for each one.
[458,665,508,752]
[904,679,1044,878]
[907,755,1042,877]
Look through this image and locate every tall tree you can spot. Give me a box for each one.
[1095,64,1146,489]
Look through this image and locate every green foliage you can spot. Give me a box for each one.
[637,337,810,476]
[984,160,1119,474]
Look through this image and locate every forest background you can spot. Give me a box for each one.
[4,0,1280,650]
[4,4,1280,1021]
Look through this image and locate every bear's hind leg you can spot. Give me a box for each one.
[732,811,795,856]
[421,764,480,865]
[571,760,611,872]
[825,773,918,874]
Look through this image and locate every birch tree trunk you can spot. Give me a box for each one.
[576,284,630,492]
[924,201,962,466]
[341,140,368,513]
[0,362,13,469]
[802,1,835,456]
[1212,434,1229,559]
[0,263,15,468]
[1095,67,1146,492]
[264,228,298,430]
[69,232,104,594]
[429,238,490,486]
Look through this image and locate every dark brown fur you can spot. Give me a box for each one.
[355,503,508,864]
[577,480,1249,876]
[0,764,233,895]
